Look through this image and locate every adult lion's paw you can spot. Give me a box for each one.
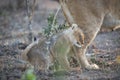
[85,64,99,70]
[90,64,99,69]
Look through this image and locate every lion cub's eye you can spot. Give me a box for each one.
[72,24,78,30]
[76,42,80,45]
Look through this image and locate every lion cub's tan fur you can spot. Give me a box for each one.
[21,37,51,71]
[21,24,82,71]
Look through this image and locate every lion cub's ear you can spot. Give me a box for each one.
[72,24,78,30]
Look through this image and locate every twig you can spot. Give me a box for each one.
[25,0,36,43]
[51,6,61,28]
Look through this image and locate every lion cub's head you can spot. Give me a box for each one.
[72,24,84,47]
[64,24,84,48]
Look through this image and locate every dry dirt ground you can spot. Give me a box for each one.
[0,0,120,80]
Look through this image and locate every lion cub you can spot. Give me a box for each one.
[21,24,83,71]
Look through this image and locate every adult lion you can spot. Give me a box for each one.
[59,0,120,69]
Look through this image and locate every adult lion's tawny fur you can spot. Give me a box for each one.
[59,0,120,69]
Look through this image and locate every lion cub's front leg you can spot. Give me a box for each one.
[53,39,80,71]
[52,36,71,71]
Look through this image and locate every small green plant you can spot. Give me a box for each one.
[49,60,61,72]
[21,67,36,80]
[43,13,69,76]
[43,13,68,38]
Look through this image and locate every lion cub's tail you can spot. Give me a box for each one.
[21,41,38,61]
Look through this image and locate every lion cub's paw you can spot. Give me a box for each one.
[85,64,99,70]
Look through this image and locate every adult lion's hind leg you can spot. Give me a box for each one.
[78,47,99,70]
[77,26,101,70]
